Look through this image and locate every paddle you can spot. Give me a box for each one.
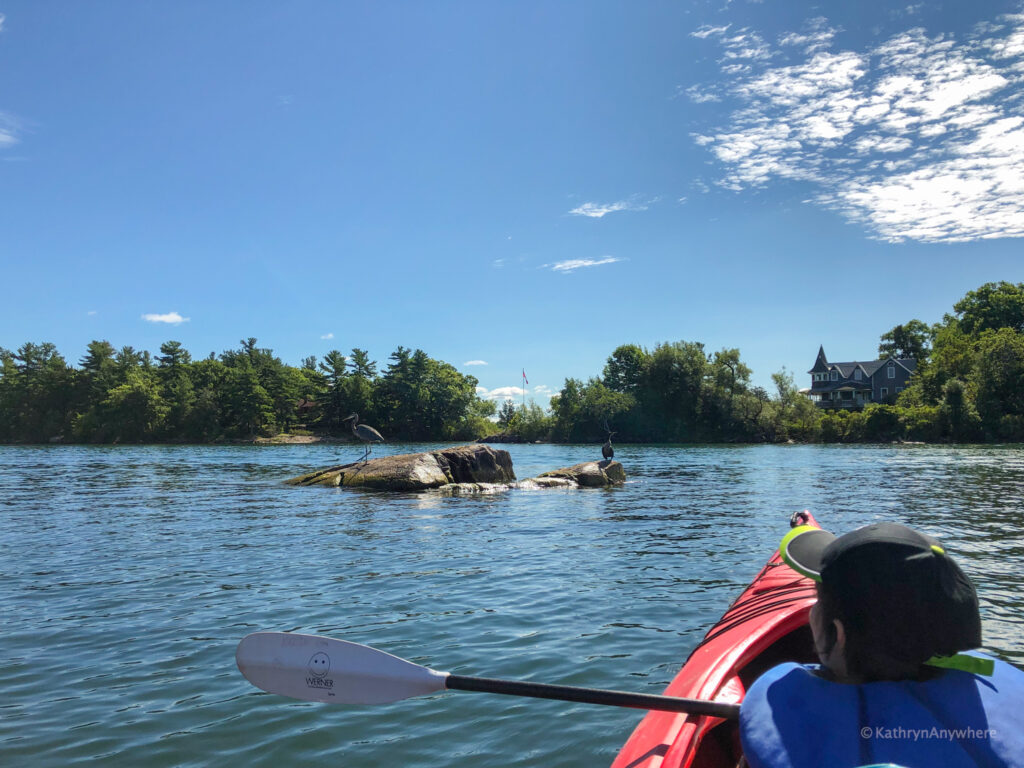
[235,631,740,718]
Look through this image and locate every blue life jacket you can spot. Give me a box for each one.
[739,654,1024,768]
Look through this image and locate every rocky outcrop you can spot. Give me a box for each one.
[286,446,626,493]
[286,444,516,492]
[476,433,525,443]
[535,460,626,488]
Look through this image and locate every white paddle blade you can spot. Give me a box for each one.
[236,632,449,705]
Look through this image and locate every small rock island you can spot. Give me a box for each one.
[286,444,625,492]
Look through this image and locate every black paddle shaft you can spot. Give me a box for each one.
[445,674,740,719]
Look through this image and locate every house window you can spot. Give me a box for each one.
[854,369,862,380]
[831,370,838,381]
[888,364,895,378]
[881,387,888,397]
[896,386,903,393]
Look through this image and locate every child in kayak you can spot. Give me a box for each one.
[739,521,1024,768]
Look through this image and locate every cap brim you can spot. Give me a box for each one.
[780,525,836,582]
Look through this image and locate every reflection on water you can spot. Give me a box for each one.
[1,443,1022,766]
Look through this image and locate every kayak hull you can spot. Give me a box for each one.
[611,513,820,768]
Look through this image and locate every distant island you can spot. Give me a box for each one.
[2,282,1022,445]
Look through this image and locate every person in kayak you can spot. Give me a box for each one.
[739,521,1024,768]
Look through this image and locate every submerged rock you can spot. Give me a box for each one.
[286,444,516,492]
[476,433,525,444]
[536,460,626,488]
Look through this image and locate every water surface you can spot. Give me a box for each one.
[2,443,1022,766]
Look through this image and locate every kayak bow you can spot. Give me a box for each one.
[611,512,820,768]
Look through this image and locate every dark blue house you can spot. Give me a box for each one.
[806,346,916,409]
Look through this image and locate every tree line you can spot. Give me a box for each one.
[0,339,496,443]
[4,282,1023,445]
[497,281,1024,444]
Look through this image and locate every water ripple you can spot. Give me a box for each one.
[1,443,1022,766]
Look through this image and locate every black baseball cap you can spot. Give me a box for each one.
[780,521,988,675]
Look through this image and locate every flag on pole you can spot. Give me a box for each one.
[522,369,529,385]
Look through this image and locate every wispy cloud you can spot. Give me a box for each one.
[693,24,731,39]
[142,311,189,325]
[543,256,622,273]
[569,199,649,218]
[464,360,488,366]
[0,112,21,148]
[87,310,98,316]
[320,332,334,339]
[691,14,1024,243]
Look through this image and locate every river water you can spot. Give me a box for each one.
[2,443,1023,766]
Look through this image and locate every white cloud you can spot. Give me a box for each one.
[543,256,622,273]
[476,384,555,405]
[479,386,526,400]
[142,311,189,325]
[569,200,648,218]
[320,332,334,339]
[691,14,1024,243]
[87,310,97,316]
[492,258,505,268]
[464,360,488,366]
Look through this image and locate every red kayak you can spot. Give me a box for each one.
[611,512,820,768]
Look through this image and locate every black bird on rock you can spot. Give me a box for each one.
[343,413,385,462]
[602,432,616,462]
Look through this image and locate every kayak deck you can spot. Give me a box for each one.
[611,516,819,768]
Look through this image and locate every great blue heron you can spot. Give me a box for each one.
[602,431,616,462]
[343,413,384,462]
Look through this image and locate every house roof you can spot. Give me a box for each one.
[808,345,830,374]
[828,358,917,377]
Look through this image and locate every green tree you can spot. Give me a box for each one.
[517,401,553,442]
[603,344,649,393]
[550,378,584,441]
[12,342,76,441]
[770,368,817,441]
[497,399,519,429]
[878,319,931,361]
[954,281,1024,335]
[343,348,377,426]
[318,350,350,429]
[222,364,275,436]
[186,358,227,440]
[88,370,168,442]
[156,341,195,437]
[972,328,1024,439]
[643,341,707,440]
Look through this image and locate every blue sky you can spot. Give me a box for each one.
[2,2,1024,405]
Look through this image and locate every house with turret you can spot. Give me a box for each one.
[806,346,916,409]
